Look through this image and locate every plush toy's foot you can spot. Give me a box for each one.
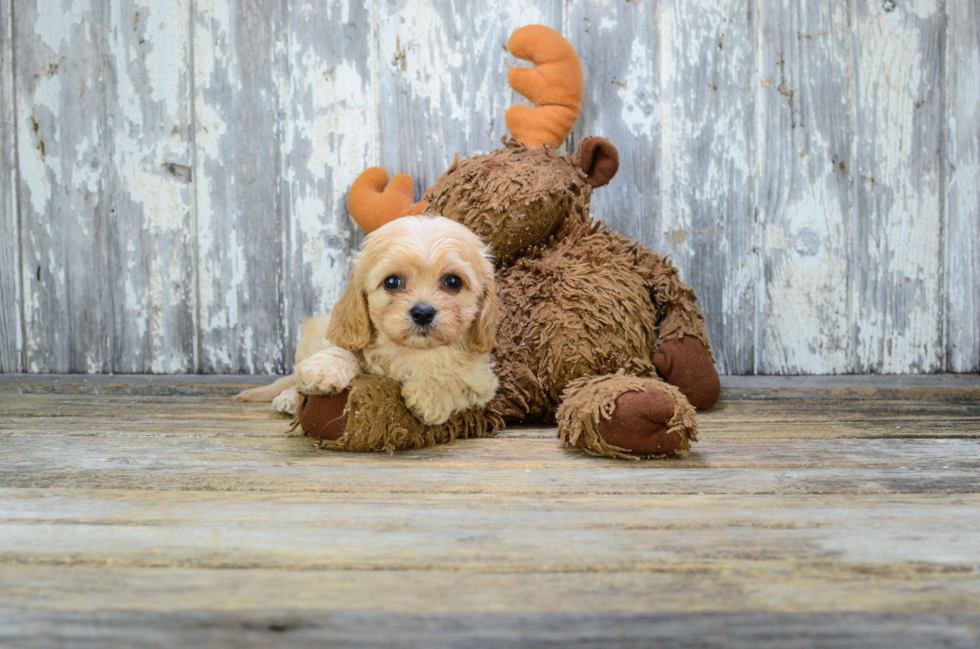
[297,390,349,440]
[652,337,721,410]
[295,374,501,453]
[556,372,697,460]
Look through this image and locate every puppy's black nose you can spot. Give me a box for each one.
[410,304,437,326]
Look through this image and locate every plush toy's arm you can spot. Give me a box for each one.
[637,250,711,351]
[638,250,720,409]
[348,168,429,233]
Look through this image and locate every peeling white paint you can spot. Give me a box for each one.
[4,0,976,374]
[853,1,943,373]
[35,0,88,51]
[617,37,657,140]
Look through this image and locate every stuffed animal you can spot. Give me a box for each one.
[296,25,720,459]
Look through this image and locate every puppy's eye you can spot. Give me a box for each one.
[443,274,462,290]
[383,276,403,291]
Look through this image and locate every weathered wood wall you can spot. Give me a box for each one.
[0,0,977,375]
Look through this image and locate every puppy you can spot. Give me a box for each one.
[236,215,498,426]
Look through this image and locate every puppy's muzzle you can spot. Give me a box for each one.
[409,303,437,327]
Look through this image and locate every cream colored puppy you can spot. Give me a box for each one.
[237,215,498,426]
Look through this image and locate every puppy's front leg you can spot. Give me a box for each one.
[272,388,302,415]
[295,348,361,396]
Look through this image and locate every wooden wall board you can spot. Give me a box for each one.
[105,0,197,373]
[0,0,19,373]
[944,0,980,373]
[755,0,853,373]
[852,0,945,374]
[14,0,112,372]
[193,0,286,373]
[657,0,757,374]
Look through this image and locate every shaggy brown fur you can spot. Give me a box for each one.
[296,136,720,459]
[556,372,697,460]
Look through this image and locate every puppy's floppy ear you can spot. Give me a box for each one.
[470,279,499,354]
[327,275,372,352]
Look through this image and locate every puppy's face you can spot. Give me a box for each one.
[328,216,497,353]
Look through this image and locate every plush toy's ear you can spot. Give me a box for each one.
[506,25,584,148]
[470,281,499,355]
[327,276,373,352]
[348,168,429,233]
[576,137,619,188]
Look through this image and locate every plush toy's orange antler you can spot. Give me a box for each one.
[506,25,584,149]
[347,168,429,233]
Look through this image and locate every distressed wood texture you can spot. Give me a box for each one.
[852,0,944,374]
[0,0,20,372]
[659,0,757,374]
[106,0,196,373]
[756,1,852,373]
[1,0,978,375]
[0,376,979,646]
[945,0,980,373]
[14,0,112,372]
[566,0,661,250]
[193,0,286,373]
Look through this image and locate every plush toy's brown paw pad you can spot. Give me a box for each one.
[597,386,685,455]
[652,337,721,410]
[297,391,350,441]
[556,372,698,460]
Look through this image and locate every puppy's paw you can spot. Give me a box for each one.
[402,382,457,426]
[272,388,302,416]
[295,349,359,396]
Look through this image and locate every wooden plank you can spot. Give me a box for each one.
[1,607,977,649]
[279,0,377,368]
[2,432,978,494]
[14,0,111,372]
[3,564,979,617]
[2,489,979,571]
[2,390,978,438]
[719,374,980,401]
[3,398,980,443]
[0,0,20,372]
[756,1,852,373]
[193,0,285,373]
[2,373,978,399]
[0,373,272,396]
[105,0,196,373]
[944,0,980,372]
[852,0,944,373]
[565,0,661,250]
[658,0,756,374]
[374,0,562,200]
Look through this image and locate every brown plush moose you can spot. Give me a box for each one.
[295,25,720,459]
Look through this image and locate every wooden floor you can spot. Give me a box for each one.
[1,375,978,648]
